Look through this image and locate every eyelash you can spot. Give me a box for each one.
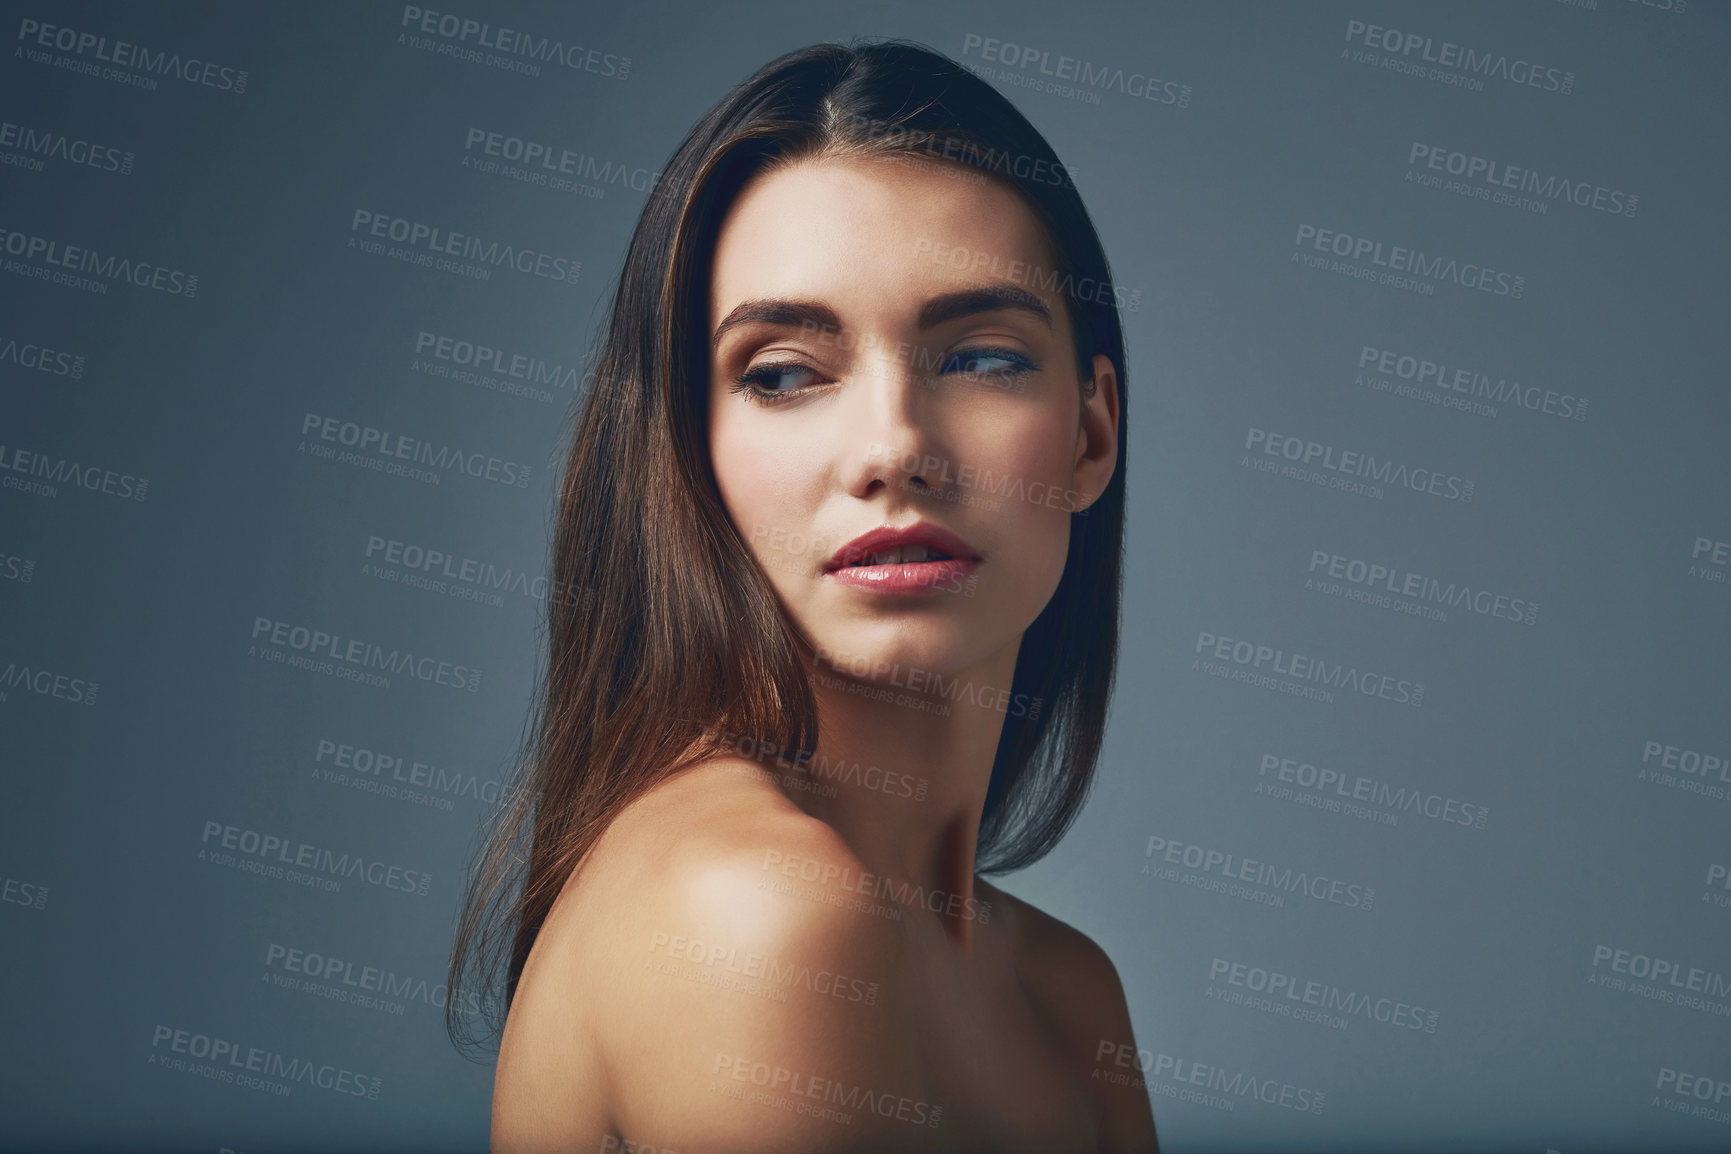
[728,346,1038,406]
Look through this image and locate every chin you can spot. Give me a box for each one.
[811,621,1001,681]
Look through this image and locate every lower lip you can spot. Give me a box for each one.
[825,558,980,593]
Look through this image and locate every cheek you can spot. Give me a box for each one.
[1013,504,1074,600]
[968,379,1075,465]
[711,414,825,567]
[964,415,1075,591]
[964,410,1074,503]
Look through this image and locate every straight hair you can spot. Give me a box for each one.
[447,37,1129,1054]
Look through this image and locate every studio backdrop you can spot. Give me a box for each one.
[2,0,1727,1151]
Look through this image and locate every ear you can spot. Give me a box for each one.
[1071,353,1119,511]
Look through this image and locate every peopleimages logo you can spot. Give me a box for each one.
[412,328,581,396]
[711,1053,943,1129]
[0,225,197,296]
[1691,537,1730,588]
[709,728,930,803]
[960,34,1191,107]
[1095,1042,1326,1115]
[16,18,249,93]
[1695,538,1731,567]
[199,819,434,897]
[911,239,1140,313]
[148,1025,379,1100]
[1207,957,1440,1033]
[313,737,514,810]
[1293,223,1524,298]
[0,551,35,584]
[1705,864,1731,909]
[0,658,99,706]
[248,616,483,693]
[814,646,1041,720]
[1143,835,1377,911]
[649,931,882,1006]
[1193,628,1425,706]
[1636,737,1731,803]
[1591,945,1731,1001]
[1257,752,1490,831]
[1356,343,1586,423]
[0,119,133,175]
[0,441,147,501]
[264,941,481,1016]
[461,129,666,196]
[761,849,991,923]
[2,873,48,910]
[349,210,580,285]
[1307,549,1538,626]
[1621,0,1687,14]
[397,6,630,79]
[363,533,585,608]
[1245,427,1474,504]
[298,412,531,489]
[1654,1066,1731,1126]
[1407,143,1636,218]
[1342,18,1574,95]
[0,332,85,377]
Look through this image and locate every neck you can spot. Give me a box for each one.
[772,640,1021,951]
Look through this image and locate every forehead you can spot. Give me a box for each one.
[709,154,1056,321]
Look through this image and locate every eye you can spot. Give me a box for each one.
[729,360,820,405]
[941,346,1037,382]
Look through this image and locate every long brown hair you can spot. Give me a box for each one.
[447,37,1130,1054]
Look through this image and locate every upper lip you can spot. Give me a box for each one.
[826,521,981,571]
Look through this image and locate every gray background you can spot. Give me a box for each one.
[2,0,1727,1150]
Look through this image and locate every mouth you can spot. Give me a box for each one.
[825,522,980,573]
[842,543,955,567]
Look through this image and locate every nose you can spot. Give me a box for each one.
[838,339,953,501]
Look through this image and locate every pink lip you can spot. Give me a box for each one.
[823,521,981,594]
[826,521,981,571]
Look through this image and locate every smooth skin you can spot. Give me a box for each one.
[492,153,1156,1153]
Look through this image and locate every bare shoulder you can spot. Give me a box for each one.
[495,759,932,1154]
[979,879,1159,1154]
[980,879,1119,995]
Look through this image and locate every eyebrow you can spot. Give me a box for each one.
[711,283,1051,350]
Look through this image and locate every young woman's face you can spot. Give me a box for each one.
[707,153,1118,688]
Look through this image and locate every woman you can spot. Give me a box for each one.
[449,38,1155,1153]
